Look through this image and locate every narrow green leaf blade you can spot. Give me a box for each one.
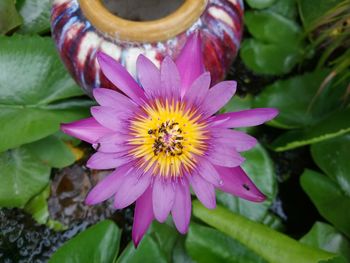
[193,201,336,263]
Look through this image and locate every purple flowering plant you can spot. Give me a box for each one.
[61,33,278,247]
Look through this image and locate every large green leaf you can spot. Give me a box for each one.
[268,0,297,19]
[271,108,350,151]
[49,220,121,263]
[26,135,77,169]
[0,0,22,34]
[16,0,52,34]
[0,35,89,152]
[117,222,178,263]
[0,146,50,207]
[245,0,276,9]
[298,0,343,29]
[300,222,350,262]
[254,69,335,129]
[240,39,304,75]
[186,223,267,263]
[300,169,350,238]
[117,237,167,263]
[311,135,350,195]
[193,201,337,263]
[216,144,277,222]
[245,11,302,45]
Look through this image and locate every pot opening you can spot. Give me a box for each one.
[102,0,185,21]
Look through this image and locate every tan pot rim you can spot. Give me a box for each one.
[79,0,207,43]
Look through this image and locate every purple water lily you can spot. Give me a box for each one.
[61,33,278,247]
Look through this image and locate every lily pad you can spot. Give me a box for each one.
[298,0,343,29]
[0,146,50,207]
[311,135,350,195]
[254,69,334,129]
[245,0,276,9]
[0,0,22,34]
[49,220,121,263]
[216,143,276,222]
[26,135,77,169]
[245,11,302,45]
[240,39,304,75]
[300,222,350,262]
[0,35,89,152]
[16,0,52,34]
[300,169,350,238]
[117,222,178,263]
[186,223,267,263]
[271,108,350,151]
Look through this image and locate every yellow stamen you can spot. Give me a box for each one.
[129,99,208,177]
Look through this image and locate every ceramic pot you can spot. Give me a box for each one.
[51,0,244,95]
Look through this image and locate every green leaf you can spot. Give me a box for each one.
[300,169,350,238]
[311,135,350,195]
[254,69,332,129]
[217,144,277,222]
[0,146,50,207]
[298,0,343,29]
[245,0,276,9]
[24,185,50,224]
[49,220,121,263]
[0,35,89,152]
[240,39,303,75]
[0,0,22,34]
[220,95,252,114]
[16,0,52,34]
[173,237,194,263]
[245,11,302,45]
[26,135,77,168]
[271,108,350,151]
[117,236,167,263]
[193,201,337,263]
[268,0,297,19]
[117,222,179,263]
[186,223,267,263]
[300,222,350,262]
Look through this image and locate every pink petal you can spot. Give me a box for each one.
[114,169,152,209]
[97,52,147,105]
[137,54,161,99]
[85,164,133,205]
[91,106,130,131]
[188,172,216,209]
[171,179,191,234]
[94,133,131,153]
[93,88,137,112]
[152,177,175,222]
[132,186,154,247]
[61,117,113,144]
[176,32,205,97]
[207,144,245,167]
[210,128,257,152]
[86,152,132,169]
[211,108,279,128]
[160,56,181,99]
[216,166,266,202]
[201,81,237,117]
[196,157,222,186]
[183,72,210,107]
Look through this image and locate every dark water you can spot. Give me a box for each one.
[102,0,185,21]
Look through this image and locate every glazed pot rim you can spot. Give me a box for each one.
[79,0,207,43]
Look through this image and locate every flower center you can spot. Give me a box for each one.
[128,100,208,177]
[150,121,184,157]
